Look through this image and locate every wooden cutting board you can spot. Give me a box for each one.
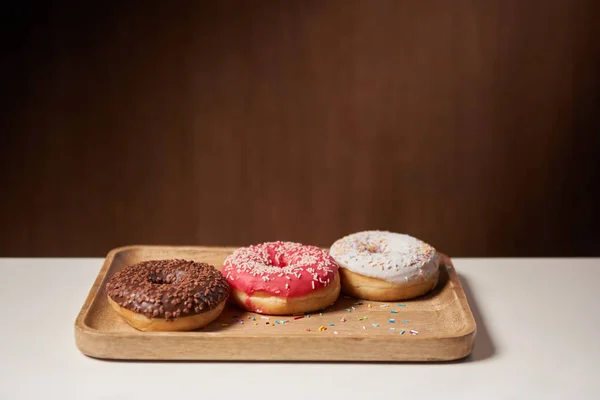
[74,245,476,361]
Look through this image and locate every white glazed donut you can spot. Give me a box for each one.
[329,231,440,301]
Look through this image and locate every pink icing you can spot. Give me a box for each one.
[222,242,338,299]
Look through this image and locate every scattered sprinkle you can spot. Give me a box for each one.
[329,323,335,326]
[389,319,395,323]
[319,313,323,316]
[358,317,364,321]
[238,320,244,324]
[318,326,327,332]
[266,322,269,325]
[261,316,270,320]
[275,320,280,325]
[221,323,229,327]
[362,325,366,330]
[397,303,406,307]
[389,328,396,331]
[306,328,311,332]
[333,331,338,335]
[403,320,409,323]
[380,304,390,308]
[400,330,406,335]
[294,316,305,320]
[340,318,346,322]
[346,308,352,312]
[252,317,256,321]
[254,322,258,326]
[363,316,368,319]
[351,307,356,310]
[367,304,372,308]
[247,316,251,319]
[372,323,380,327]
[391,310,398,314]
[410,330,419,335]
[353,301,363,305]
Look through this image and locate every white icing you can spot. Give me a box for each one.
[329,231,439,284]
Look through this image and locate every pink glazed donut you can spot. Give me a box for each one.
[222,241,340,315]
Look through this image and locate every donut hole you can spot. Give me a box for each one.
[358,242,385,253]
[148,270,185,285]
[269,255,289,268]
[266,248,290,268]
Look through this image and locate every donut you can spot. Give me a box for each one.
[222,241,340,315]
[329,231,439,301]
[106,259,230,331]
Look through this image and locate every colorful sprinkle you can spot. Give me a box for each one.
[319,313,323,316]
[261,316,270,320]
[252,317,256,321]
[410,330,419,335]
[353,301,363,305]
[306,328,311,332]
[333,331,339,335]
[340,318,346,322]
[380,304,390,308]
[238,320,244,324]
[400,330,406,335]
[254,322,258,326]
[358,317,364,321]
[389,319,395,323]
[294,316,305,320]
[391,310,398,314]
[318,326,327,332]
[397,303,406,307]
[221,323,229,327]
[275,320,280,325]
[329,323,335,326]
[389,328,396,331]
[372,323,380,327]
[367,304,372,308]
[346,308,352,312]
[351,307,356,310]
[362,325,366,330]
[403,320,409,323]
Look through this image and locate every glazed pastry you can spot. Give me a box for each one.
[222,241,340,315]
[106,259,229,331]
[329,231,439,301]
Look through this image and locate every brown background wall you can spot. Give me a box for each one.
[2,1,600,257]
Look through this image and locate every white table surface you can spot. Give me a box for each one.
[0,258,599,400]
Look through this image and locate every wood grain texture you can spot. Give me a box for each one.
[2,1,600,256]
[74,246,476,361]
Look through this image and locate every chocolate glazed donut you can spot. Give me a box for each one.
[106,259,229,331]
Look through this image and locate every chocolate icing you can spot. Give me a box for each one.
[106,259,229,320]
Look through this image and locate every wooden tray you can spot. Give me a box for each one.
[75,245,476,361]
